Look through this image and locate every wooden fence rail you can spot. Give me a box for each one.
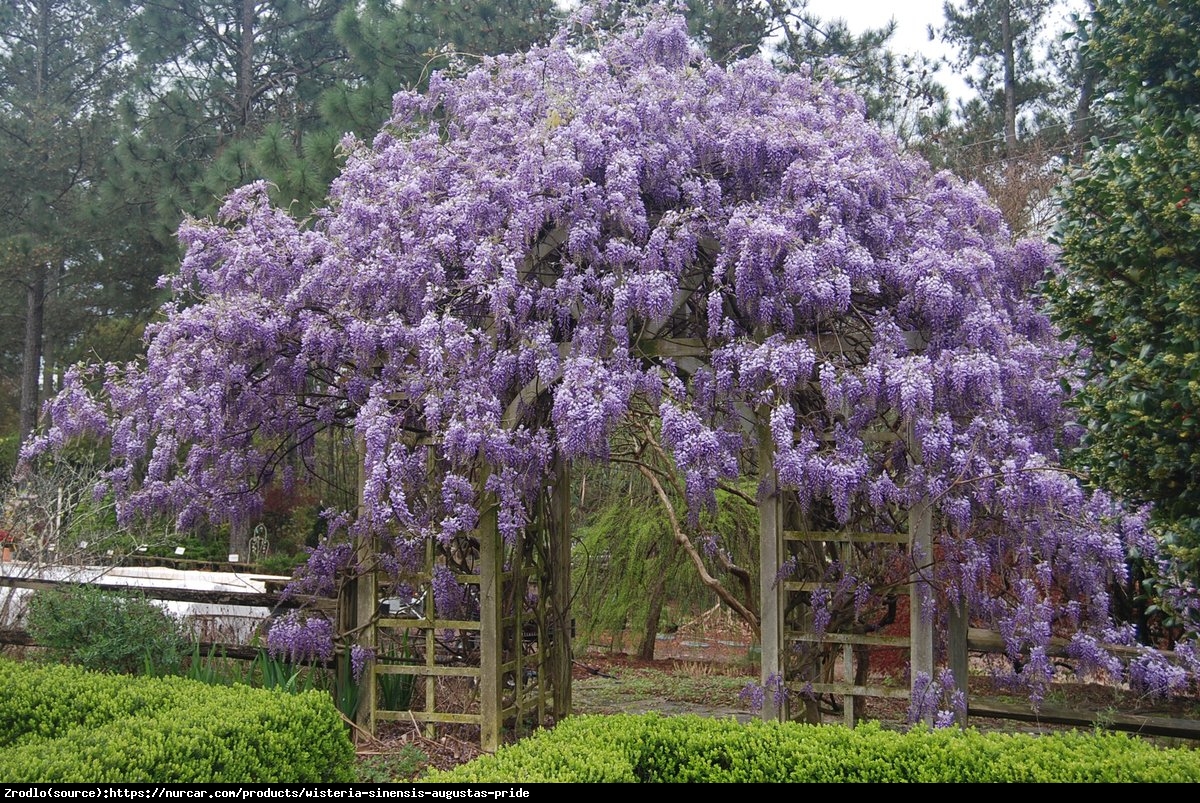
[0,574,336,662]
[961,627,1200,741]
[0,575,313,610]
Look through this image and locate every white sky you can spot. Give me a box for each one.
[802,0,969,102]
[802,0,1089,105]
[803,0,950,56]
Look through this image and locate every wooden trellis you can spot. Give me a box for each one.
[337,215,940,743]
[344,462,572,752]
[756,397,935,727]
[770,500,933,726]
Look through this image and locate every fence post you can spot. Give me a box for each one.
[353,433,376,733]
[757,412,785,722]
[949,600,969,726]
[478,470,502,752]
[550,456,572,719]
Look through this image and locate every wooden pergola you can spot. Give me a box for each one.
[341,227,944,748]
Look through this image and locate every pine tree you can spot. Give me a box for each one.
[322,0,562,141]
[934,0,1095,234]
[114,0,351,225]
[0,0,136,447]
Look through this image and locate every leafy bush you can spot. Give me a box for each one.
[25,584,186,675]
[355,746,428,782]
[422,713,1200,783]
[0,658,355,782]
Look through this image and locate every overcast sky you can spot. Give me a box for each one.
[802,0,967,101]
[802,0,1090,105]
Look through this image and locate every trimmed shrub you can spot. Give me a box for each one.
[422,713,1200,783]
[0,659,355,782]
[25,584,186,675]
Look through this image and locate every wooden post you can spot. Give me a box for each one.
[353,536,377,733]
[757,415,785,722]
[550,457,572,718]
[422,538,437,740]
[478,476,502,752]
[840,539,855,728]
[949,599,969,726]
[908,495,934,724]
[353,434,376,734]
[903,332,936,723]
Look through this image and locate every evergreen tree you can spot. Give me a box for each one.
[933,0,1096,234]
[118,0,352,222]
[0,0,136,447]
[1048,0,1200,635]
[322,0,562,142]
[941,0,1055,158]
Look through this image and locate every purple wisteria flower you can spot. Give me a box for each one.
[432,565,471,619]
[351,645,376,684]
[907,670,966,727]
[266,612,335,665]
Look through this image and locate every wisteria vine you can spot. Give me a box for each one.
[24,7,1194,702]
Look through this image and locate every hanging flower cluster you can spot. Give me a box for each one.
[266,612,335,665]
[24,7,1191,701]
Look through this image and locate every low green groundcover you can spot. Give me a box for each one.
[423,713,1200,783]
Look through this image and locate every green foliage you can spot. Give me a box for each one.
[422,713,1200,783]
[183,643,249,686]
[334,652,360,721]
[378,633,416,711]
[573,468,757,653]
[183,643,329,693]
[355,745,428,782]
[1048,0,1200,625]
[1084,0,1200,119]
[25,585,187,676]
[0,658,354,782]
[574,487,692,650]
[1051,120,1200,515]
[253,649,317,694]
[0,436,19,486]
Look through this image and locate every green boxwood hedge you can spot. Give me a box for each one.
[422,713,1200,783]
[0,658,355,782]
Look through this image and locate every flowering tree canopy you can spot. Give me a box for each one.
[26,9,1196,701]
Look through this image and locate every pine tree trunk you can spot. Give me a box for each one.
[19,266,46,446]
[237,0,255,131]
[1001,0,1018,158]
[40,263,59,403]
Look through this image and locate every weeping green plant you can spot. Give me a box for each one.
[573,465,758,659]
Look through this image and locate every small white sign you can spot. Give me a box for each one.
[78,541,88,549]
[174,546,186,556]
[228,553,239,563]
[136,545,147,552]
